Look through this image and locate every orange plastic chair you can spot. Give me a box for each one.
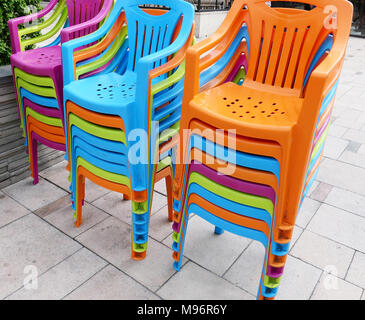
[173,0,353,299]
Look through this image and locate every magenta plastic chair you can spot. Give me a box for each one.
[8,0,114,184]
[9,0,114,112]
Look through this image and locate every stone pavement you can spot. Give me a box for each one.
[0,36,365,300]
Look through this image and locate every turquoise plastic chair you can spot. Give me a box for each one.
[62,0,195,258]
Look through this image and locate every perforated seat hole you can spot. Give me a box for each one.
[223,97,227,100]
[259,101,263,104]
[254,105,258,108]
[248,97,251,100]
[240,105,243,108]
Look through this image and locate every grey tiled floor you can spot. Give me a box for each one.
[1,37,365,300]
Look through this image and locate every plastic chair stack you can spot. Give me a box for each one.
[62,0,195,260]
[172,0,353,299]
[8,0,115,184]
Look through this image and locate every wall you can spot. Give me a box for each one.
[194,10,228,39]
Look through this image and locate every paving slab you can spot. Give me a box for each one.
[157,262,255,300]
[163,215,252,276]
[276,255,322,300]
[324,187,365,218]
[310,182,333,203]
[7,248,107,300]
[346,251,365,289]
[2,177,67,211]
[323,136,349,159]
[0,214,81,299]
[39,160,69,191]
[308,204,365,253]
[148,205,174,242]
[0,190,30,228]
[291,230,355,279]
[75,216,184,292]
[317,158,365,196]
[223,241,264,297]
[311,273,363,300]
[64,265,159,300]
[91,191,167,225]
[44,202,109,238]
[295,197,321,228]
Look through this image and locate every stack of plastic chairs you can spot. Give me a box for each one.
[8,0,116,184]
[172,0,353,299]
[62,0,195,260]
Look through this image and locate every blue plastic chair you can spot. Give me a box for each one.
[62,0,195,258]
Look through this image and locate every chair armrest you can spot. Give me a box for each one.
[62,0,125,86]
[60,0,114,43]
[149,23,195,83]
[183,0,247,102]
[301,47,346,129]
[132,9,195,131]
[135,7,195,79]
[8,0,60,53]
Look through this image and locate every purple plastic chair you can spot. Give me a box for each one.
[9,0,114,117]
[8,0,114,184]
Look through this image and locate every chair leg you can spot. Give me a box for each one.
[165,174,173,222]
[173,209,190,272]
[131,194,150,261]
[31,138,39,185]
[123,193,131,200]
[257,250,285,300]
[214,226,224,235]
[75,172,85,228]
[81,176,85,206]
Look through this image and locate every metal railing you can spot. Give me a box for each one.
[351,0,365,37]
[186,0,233,12]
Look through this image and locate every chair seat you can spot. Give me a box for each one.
[64,72,137,115]
[10,46,62,77]
[190,82,303,130]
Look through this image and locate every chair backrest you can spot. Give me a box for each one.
[239,0,352,95]
[66,0,105,37]
[123,0,194,72]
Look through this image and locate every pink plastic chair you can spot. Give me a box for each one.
[9,0,114,114]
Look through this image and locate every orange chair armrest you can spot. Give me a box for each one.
[149,23,195,80]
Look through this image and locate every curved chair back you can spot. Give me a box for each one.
[66,0,105,37]
[123,0,195,72]
[233,0,353,95]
